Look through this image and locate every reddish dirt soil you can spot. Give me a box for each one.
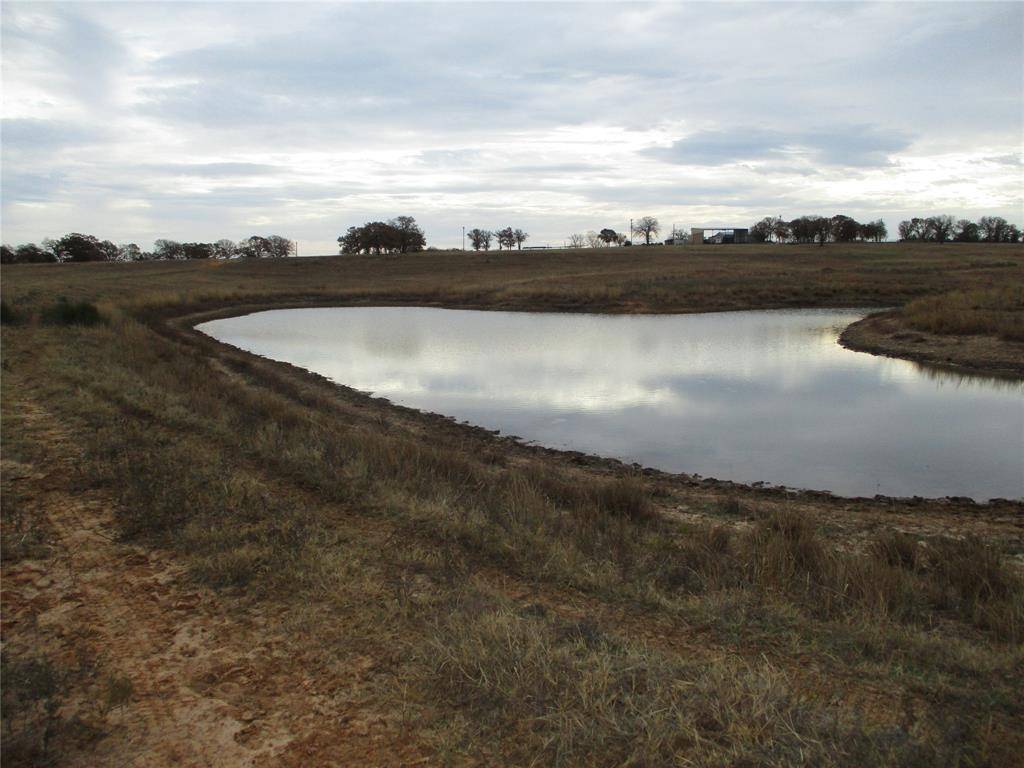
[1,399,431,767]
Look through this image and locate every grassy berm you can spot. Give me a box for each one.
[2,243,1022,767]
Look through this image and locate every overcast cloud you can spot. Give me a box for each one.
[2,1,1021,252]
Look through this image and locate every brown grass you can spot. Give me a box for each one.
[902,285,1024,341]
[2,242,1022,319]
[2,243,1022,765]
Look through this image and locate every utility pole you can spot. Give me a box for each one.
[462,226,465,251]
[629,218,632,245]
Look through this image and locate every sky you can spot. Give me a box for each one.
[2,1,1022,253]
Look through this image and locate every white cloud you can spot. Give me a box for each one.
[1,1,1021,253]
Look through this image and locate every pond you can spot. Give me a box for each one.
[198,307,1024,501]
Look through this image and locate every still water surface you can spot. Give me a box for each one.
[198,307,1023,500]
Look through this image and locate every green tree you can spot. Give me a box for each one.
[389,216,426,253]
[830,215,860,243]
[52,233,110,262]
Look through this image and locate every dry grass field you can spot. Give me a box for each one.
[2,242,1023,766]
[3,241,1022,314]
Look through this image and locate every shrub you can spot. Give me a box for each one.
[1,655,64,762]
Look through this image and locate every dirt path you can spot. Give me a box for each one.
[1,399,429,767]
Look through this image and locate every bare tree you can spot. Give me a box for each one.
[267,235,294,258]
[513,229,529,249]
[902,218,929,241]
[979,216,1009,242]
[632,216,659,245]
[568,233,586,248]
[585,231,603,248]
[214,239,237,259]
[117,243,142,261]
[772,218,791,243]
[756,216,783,243]
[859,220,887,242]
[926,215,955,243]
[750,217,773,243]
[467,228,492,251]
[954,219,979,242]
[495,227,515,250]
[811,216,831,246]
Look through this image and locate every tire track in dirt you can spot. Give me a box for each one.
[1,398,430,767]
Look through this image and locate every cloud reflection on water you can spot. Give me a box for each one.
[199,307,1024,501]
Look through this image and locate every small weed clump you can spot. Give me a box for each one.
[41,297,103,326]
[102,674,134,714]
[1,299,23,325]
[1,654,65,763]
[0,490,50,562]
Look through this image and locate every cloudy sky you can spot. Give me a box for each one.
[2,1,1021,253]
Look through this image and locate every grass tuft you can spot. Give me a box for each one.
[592,475,654,522]
[870,530,922,570]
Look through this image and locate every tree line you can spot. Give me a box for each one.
[568,230,628,248]
[750,214,1022,244]
[746,215,887,245]
[566,218,664,248]
[896,216,1020,243]
[564,214,1021,247]
[464,227,529,251]
[1,232,295,264]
